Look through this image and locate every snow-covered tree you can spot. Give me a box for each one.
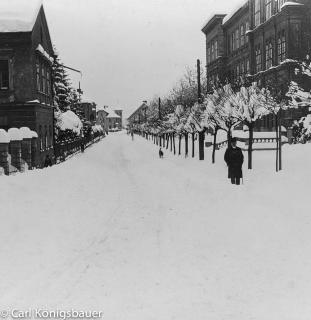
[229,83,268,169]
[52,50,72,111]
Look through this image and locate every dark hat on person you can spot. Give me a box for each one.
[231,137,237,143]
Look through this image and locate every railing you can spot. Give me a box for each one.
[205,136,288,151]
[54,133,104,163]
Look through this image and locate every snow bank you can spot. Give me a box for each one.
[8,128,22,141]
[56,110,83,134]
[0,129,10,143]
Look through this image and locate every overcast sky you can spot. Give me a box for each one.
[42,0,242,116]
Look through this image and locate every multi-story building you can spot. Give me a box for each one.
[0,3,54,165]
[202,0,311,130]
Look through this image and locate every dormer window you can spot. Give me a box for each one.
[0,60,9,90]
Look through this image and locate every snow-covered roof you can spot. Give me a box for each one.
[80,97,96,104]
[96,105,107,111]
[107,111,121,119]
[0,0,42,33]
[281,1,304,10]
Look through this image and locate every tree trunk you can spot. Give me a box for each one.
[248,122,254,170]
[192,132,195,158]
[170,133,173,152]
[185,133,188,157]
[198,130,205,160]
[227,129,232,147]
[275,114,279,172]
[166,134,169,149]
[173,134,176,155]
[212,129,218,164]
[178,134,181,155]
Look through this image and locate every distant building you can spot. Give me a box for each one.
[0,3,54,165]
[96,106,122,131]
[74,99,97,125]
[96,107,109,131]
[202,0,311,130]
[127,101,148,128]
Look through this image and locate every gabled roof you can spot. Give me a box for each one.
[128,102,148,120]
[0,0,42,33]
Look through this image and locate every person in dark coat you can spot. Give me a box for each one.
[224,137,243,185]
[44,154,52,167]
[159,148,164,158]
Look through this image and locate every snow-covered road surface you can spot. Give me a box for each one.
[1,131,311,320]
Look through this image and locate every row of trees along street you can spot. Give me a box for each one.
[131,57,311,172]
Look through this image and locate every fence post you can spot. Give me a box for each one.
[8,128,22,172]
[20,127,33,170]
[31,131,39,169]
[0,129,10,175]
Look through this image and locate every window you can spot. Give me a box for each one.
[265,0,272,20]
[245,21,249,43]
[39,125,43,151]
[255,44,262,72]
[36,57,40,91]
[41,64,46,93]
[240,24,245,46]
[231,33,235,51]
[214,40,218,58]
[36,55,52,100]
[207,46,211,64]
[265,39,273,69]
[240,60,245,76]
[46,69,51,96]
[254,0,261,27]
[292,23,301,49]
[0,60,9,90]
[278,0,286,11]
[246,59,250,73]
[49,125,52,147]
[277,30,286,63]
[235,29,240,49]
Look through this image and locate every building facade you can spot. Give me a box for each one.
[75,101,97,125]
[0,4,54,165]
[202,0,311,130]
[96,106,122,131]
[127,101,149,129]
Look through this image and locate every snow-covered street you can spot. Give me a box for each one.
[1,131,311,320]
